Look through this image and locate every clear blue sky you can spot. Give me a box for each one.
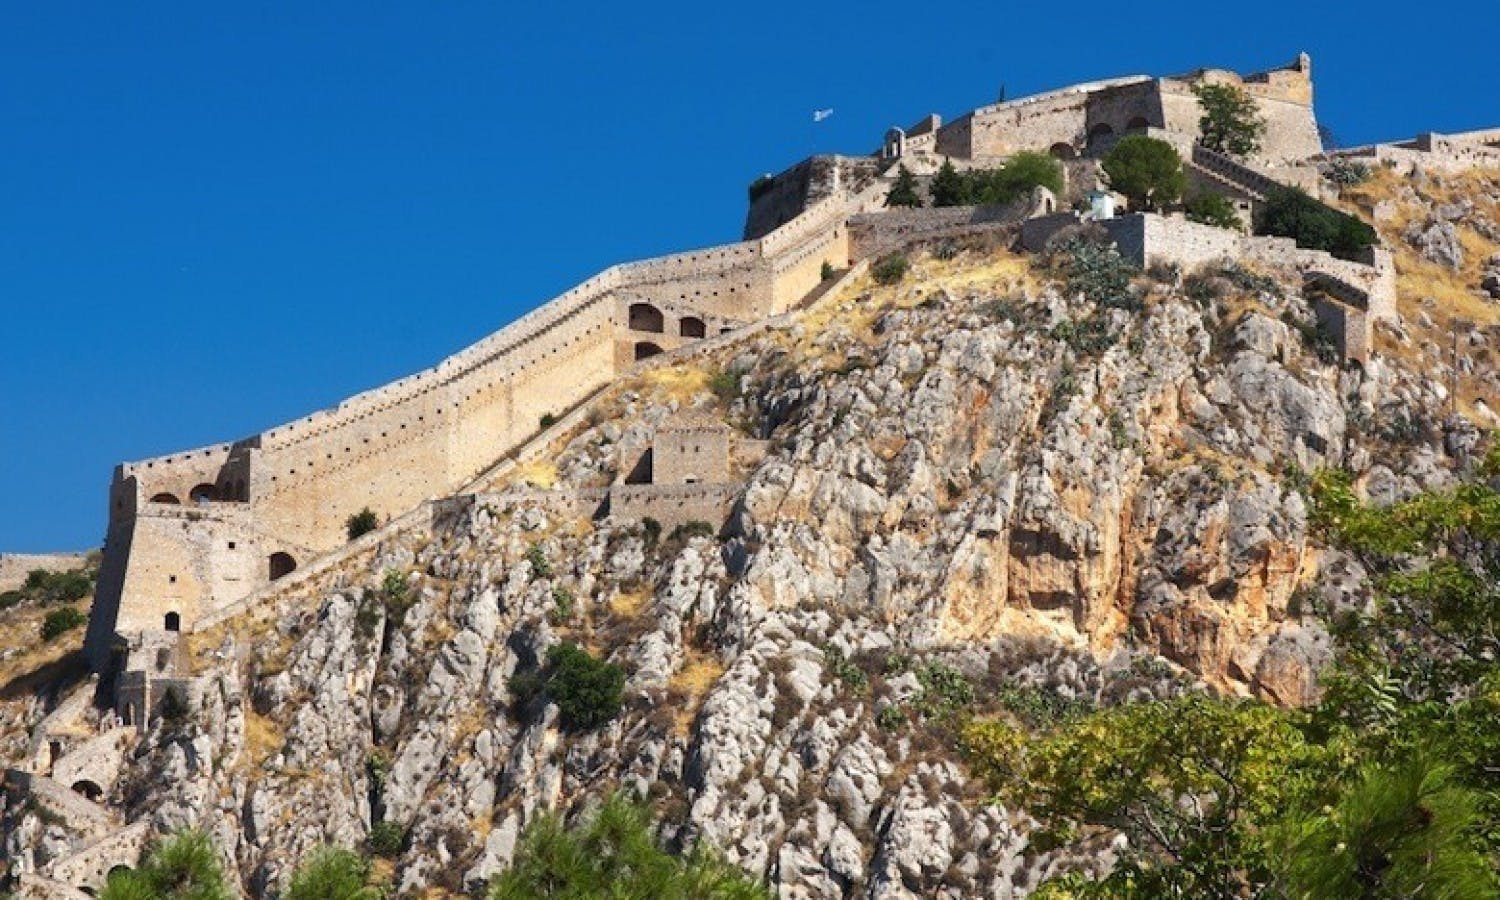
[1,1,1495,551]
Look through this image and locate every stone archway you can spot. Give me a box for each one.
[149,493,181,505]
[164,611,181,632]
[679,316,706,338]
[1049,142,1077,160]
[188,483,218,504]
[628,303,665,333]
[269,552,297,581]
[633,342,664,361]
[72,779,104,801]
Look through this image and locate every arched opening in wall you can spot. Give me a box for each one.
[628,303,665,333]
[107,866,132,883]
[679,316,706,338]
[188,483,218,505]
[71,779,104,801]
[1087,124,1114,144]
[1126,116,1151,131]
[149,493,181,505]
[164,611,181,632]
[634,342,663,362]
[1048,142,1077,160]
[269,552,297,581]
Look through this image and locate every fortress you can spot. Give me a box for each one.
[11,51,1500,897]
[77,52,1494,713]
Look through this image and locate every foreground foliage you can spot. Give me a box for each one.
[283,845,385,900]
[1102,135,1185,211]
[930,154,1063,207]
[1257,185,1378,260]
[964,446,1500,897]
[100,830,232,900]
[1193,82,1266,158]
[489,793,771,899]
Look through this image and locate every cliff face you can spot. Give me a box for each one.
[6,173,1495,898]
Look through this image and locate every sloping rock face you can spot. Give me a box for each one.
[2,242,1472,898]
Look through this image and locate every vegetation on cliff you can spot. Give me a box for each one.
[963,447,1500,897]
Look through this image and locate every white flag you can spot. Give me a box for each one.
[813,108,834,123]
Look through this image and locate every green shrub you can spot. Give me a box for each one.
[526,543,552,580]
[378,570,414,627]
[708,369,743,404]
[550,588,575,624]
[872,253,909,285]
[876,703,906,731]
[367,821,405,859]
[1193,82,1266,158]
[0,590,22,611]
[668,520,716,542]
[101,829,232,900]
[490,793,772,899]
[539,642,624,730]
[1325,158,1372,187]
[1256,185,1378,260]
[929,154,1063,207]
[884,164,922,208]
[1102,135,1185,211]
[1185,191,1242,230]
[820,261,836,281]
[346,508,379,540]
[539,412,558,429]
[822,645,868,692]
[284,845,382,900]
[641,517,662,550]
[1051,234,1139,311]
[40,607,85,641]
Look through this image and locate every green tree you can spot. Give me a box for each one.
[962,696,1338,897]
[1101,135,1185,211]
[872,253,909,285]
[971,152,1064,205]
[884,164,922,208]
[101,830,232,900]
[1193,82,1266,158]
[345,507,379,540]
[1185,191,1242,230]
[512,642,625,731]
[1271,753,1497,899]
[929,158,968,207]
[489,793,771,899]
[40,606,86,641]
[1257,185,1378,260]
[284,846,384,900]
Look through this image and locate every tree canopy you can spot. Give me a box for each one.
[1194,82,1266,158]
[884,164,921,208]
[489,794,771,900]
[1101,136,1185,212]
[1256,185,1378,260]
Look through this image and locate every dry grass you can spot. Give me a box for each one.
[243,708,285,768]
[636,364,712,403]
[666,650,725,737]
[608,586,652,619]
[0,603,85,689]
[513,458,558,489]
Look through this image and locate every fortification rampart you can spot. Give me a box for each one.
[88,179,867,666]
[1334,130,1500,175]
[0,553,90,593]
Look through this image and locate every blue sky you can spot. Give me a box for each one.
[1,1,1495,551]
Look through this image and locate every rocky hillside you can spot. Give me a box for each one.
[5,168,1499,898]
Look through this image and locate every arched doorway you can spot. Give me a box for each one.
[679,316,706,338]
[1087,123,1114,143]
[71,779,104,801]
[633,342,663,362]
[628,303,665,333]
[1126,116,1151,131]
[164,611,181,632]
[149,493,181,505]
[188,483,218,505]
[1049,142,1077,160]
[269,552,297,581]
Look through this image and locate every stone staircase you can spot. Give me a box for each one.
[1187,144,1280,202]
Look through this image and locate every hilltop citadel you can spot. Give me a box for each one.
[8,53,1500,896]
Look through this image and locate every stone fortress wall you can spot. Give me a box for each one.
[930,55,1321,167]
[85,51,1497,679]
[85,179,877,668]
[0,553,90,593]
[1331,126,1500,174]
